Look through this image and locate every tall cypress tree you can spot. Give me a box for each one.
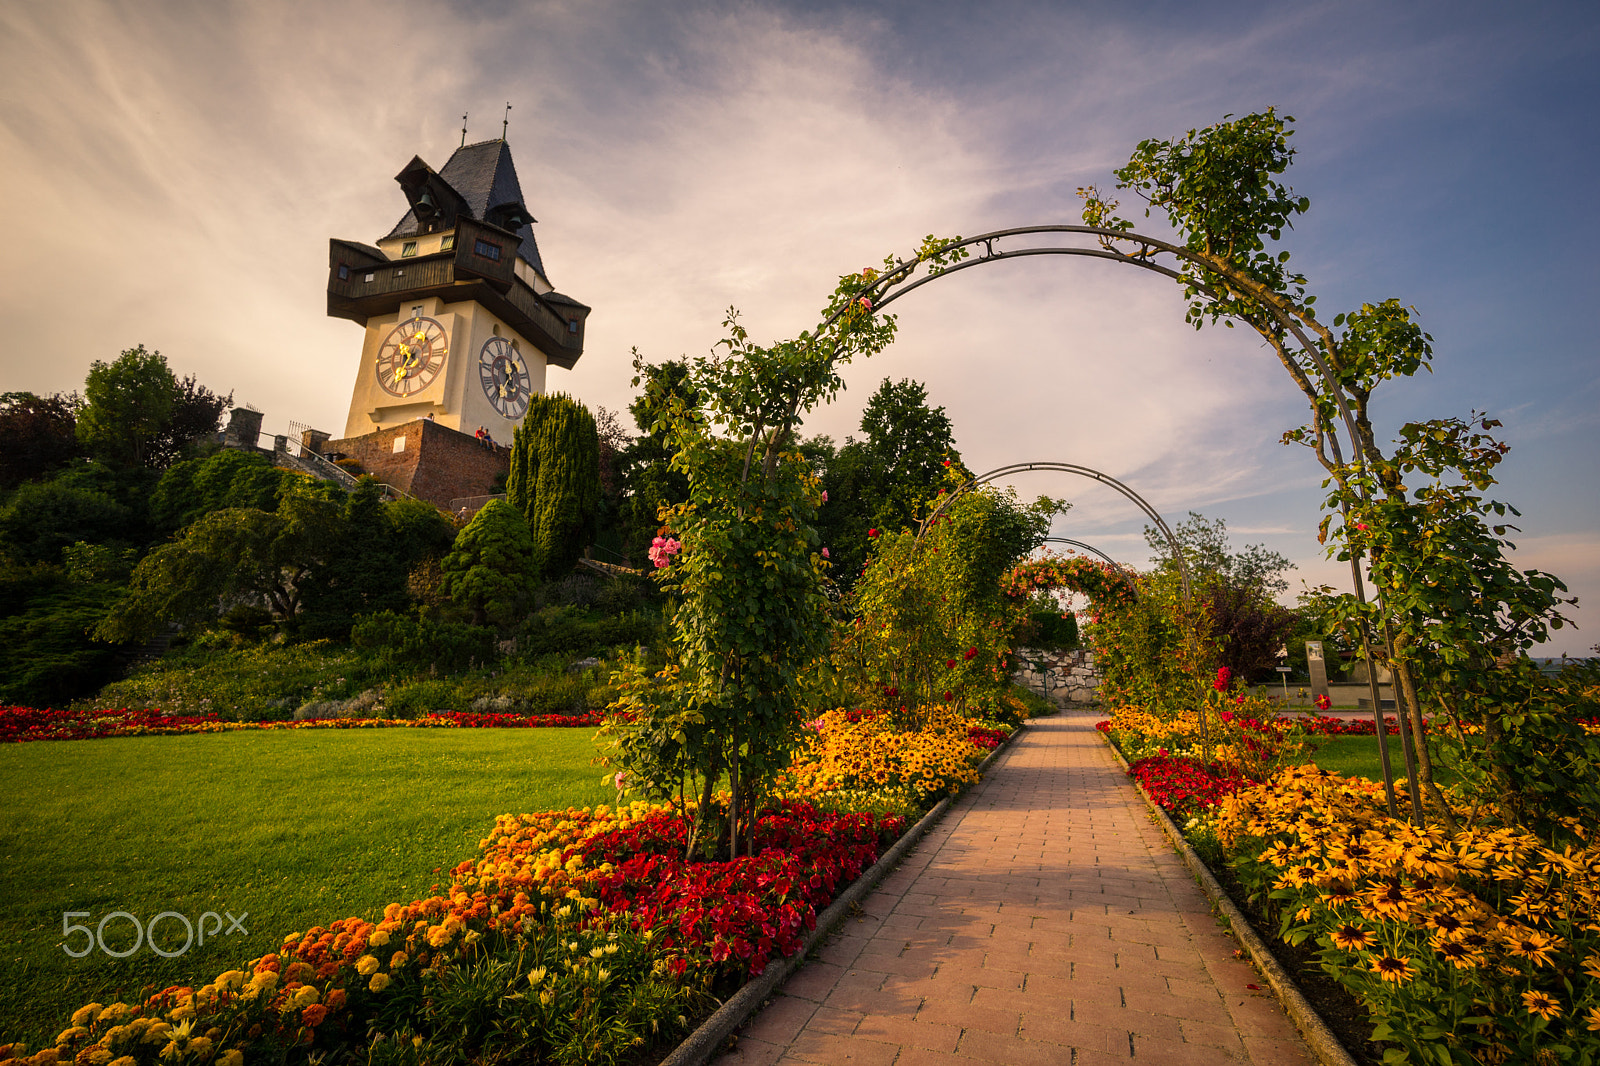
[507,393,600,581]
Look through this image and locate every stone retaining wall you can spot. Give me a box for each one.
[1012,646,1102,706]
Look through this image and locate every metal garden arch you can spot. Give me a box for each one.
[817,224,1410,818]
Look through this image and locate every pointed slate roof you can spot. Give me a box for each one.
[383,139,546,277]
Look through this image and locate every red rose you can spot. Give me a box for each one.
[964,647,978,660]
[946,659,957,669]
[1213,666,1232,691]
[942,691,953,701]
[867,529,878,538]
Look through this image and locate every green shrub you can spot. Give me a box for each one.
[350,611,497,672]
[517,605,659,658]
[383,679,459,718]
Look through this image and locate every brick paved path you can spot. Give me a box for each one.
[715,713,1315,1066]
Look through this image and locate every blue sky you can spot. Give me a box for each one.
[2,0,1595,650]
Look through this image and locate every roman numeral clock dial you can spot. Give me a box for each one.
[479,336,532,419]
[375,315,448,396]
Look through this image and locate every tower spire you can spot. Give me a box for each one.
[501,102,512,141]
[460,112,468,148]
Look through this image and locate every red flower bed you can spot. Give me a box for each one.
[966,725,1008,749]
[1126,753,1251,816]
[578,802,900,977]
[0,705,604,744]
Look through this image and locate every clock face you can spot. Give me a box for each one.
[376,315,448,397]
[478,336,532,419]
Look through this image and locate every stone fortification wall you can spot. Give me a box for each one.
[325,418,509,510]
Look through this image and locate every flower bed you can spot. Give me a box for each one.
[1099,706,1600,1064]
[783,706,1006,803]
[3,710,1008,1065]
[0,799,902,1066]
[1217,766,1600,1064]
[1126,752,1251,816]
[0,706,604,744]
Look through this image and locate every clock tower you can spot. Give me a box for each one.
[326,139,590,441]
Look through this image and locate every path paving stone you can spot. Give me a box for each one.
[714,713,1315,1066]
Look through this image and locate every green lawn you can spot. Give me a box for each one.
[0,728,612,1046]
[1307,735,1462,787]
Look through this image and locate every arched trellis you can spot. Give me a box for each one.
[814,224,1409,820]
[919,461,1210,757]
[1041,537,1125,573]
[918,462,1192,600]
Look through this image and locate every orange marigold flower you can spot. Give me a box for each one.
[1521,990,1561,1020]
[300,1004,328,1028]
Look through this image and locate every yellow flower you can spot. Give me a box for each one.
[528,966,548,985]
[390,950,409,968]
[369,929,390,947]
[1521,990,1561,1020]
[1585,1005,1600,1032]
[110,1058,137,1066]
[70,1005,103,1029]
[54,1028,88,1046]
[1371,955,1414,983]
[83,1050,113,1065]
[368,973,391,993]
[1504,930,1561,967]
[187,1037,213,1059]
[1331,925,1371,951]
[355,955,380,976]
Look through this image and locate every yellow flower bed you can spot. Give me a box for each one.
[1215,764,1600,1063]
[781,707,983,803]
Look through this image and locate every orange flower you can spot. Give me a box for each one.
[1371,955,1413,983]
[1520,990,1561,1020]
[300,1004,328,1027]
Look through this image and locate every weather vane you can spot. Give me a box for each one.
[502,102,512,141]
[459,112,468,148]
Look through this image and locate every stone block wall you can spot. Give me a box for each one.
[1012,646,1103,706]
[325,418,509,510]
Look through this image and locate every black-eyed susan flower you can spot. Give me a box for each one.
[1520,990,1561,1020]
[1371,955,1414,983]
[1332,924,1371,950]
[1505,930,1560,967]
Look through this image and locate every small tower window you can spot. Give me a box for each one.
[473,239,502,262]
[401,241,418,258]
[337,263,349,280]
[363,272,375,283]
[567,319,579,334]
[441,234,455,252]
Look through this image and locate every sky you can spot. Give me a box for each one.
[2,0,1596,652]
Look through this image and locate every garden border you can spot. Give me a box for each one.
[659,722,1027,1066]
[1098,730,1358,1066]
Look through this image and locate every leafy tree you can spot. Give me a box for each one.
[1143,512,1293,597]
[813,377,965,593]
[76,346,177,469]
[0,563,128,706]
[295,480,454,639]
[95,476,345,642]
[0,391,80,489]
[151,448,287,531]
[508,393,600,581]
[0,480,132,564]
[1141,512,1298,683]
[75,346,230,471]
[615,358,698,564]
[440,498,536,626]
[839,483,1064,714]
